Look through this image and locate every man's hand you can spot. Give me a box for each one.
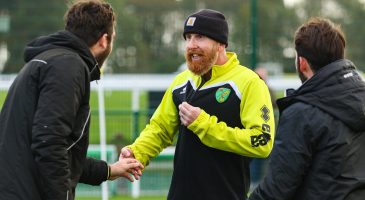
[120,147,134,159]
[178,102,201,126]
[118,147,143,180]
[109,158,144,182]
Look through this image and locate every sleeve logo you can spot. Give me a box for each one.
[251,132,271,147]
[251,105,271,147]
[260,105,270,122]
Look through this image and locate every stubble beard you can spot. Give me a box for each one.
[296,55,308,83]
[95,42,112,67]
[298,70,307,83]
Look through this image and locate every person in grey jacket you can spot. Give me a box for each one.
[0,1,142,200]
[249,17,365,200]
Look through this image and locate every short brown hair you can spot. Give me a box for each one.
[64,0,116,47]
[294,17,345,72]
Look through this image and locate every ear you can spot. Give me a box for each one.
[97,33,109,50]
[89,33,109,58]
[299,56,314,78]
[218,43,226,52]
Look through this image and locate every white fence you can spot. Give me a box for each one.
[0,73,302,92]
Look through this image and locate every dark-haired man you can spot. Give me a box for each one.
[0,1,142,199]
[249,17,365,200]
[121,9,275,200]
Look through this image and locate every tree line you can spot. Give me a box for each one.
[1,0,364,74]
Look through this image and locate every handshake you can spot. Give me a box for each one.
[108,147,144,182]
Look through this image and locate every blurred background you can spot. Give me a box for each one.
[0,0,365,199]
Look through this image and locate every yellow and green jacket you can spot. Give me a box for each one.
[128,52,275,200]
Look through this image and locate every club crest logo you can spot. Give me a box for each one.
[215,87,231,103]
[186,17,196,26]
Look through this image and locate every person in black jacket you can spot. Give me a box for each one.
[249,17,365,200]
[0,1,143,200]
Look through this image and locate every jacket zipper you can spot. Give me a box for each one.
[185,78,206,103]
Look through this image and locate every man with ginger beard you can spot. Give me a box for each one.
[120,9,275,200]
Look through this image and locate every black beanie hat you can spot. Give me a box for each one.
[183,9,228,47]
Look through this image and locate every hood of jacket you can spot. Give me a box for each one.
[23,30,100,81]
[277,59,365,132]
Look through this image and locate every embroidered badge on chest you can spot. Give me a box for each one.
[215,87,231,103]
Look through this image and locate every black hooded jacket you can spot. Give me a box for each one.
[0,31,107,200]
[249,59,365,200]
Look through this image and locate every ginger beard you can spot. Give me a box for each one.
[185,43,219,76]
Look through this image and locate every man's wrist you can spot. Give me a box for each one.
[107,164,111,180]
